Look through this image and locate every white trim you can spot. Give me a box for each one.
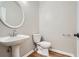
[50,49,74,57]
[23,50,34,57]
[22,49,74,57]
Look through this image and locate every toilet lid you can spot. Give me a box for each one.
[37,41,51,48]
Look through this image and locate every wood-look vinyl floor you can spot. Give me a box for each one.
[28,51,70,57]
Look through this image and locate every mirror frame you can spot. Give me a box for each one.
[0,1,24,29]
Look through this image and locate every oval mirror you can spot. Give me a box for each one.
[0,1,24,29]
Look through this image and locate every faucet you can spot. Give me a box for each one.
[9,30,18,37]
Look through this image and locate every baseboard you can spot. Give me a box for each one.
[23,50,34,57]
[50,49,74,57]
[22,49,74,57]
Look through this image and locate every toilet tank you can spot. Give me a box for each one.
[33,34,41,43]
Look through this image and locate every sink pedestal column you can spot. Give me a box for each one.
[12,45,20,57]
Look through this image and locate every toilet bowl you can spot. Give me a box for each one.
[37,41,51,49]
[33,34,51,56]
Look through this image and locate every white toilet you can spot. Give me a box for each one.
[33,34,51,56]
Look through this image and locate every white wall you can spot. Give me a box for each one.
[0,1,77,57]
[39,1,76,55]
[0,1,39,57]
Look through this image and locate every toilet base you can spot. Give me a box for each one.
[37,46,49,56]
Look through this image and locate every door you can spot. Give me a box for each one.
[75,2,79,57]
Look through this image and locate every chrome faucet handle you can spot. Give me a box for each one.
[9,29,18,37]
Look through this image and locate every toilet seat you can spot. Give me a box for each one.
[37,41,51,49]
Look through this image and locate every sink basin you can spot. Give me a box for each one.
[0,34,30,46]
[0,34,30,57]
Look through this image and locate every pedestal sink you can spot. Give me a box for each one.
[0,34,30,57]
